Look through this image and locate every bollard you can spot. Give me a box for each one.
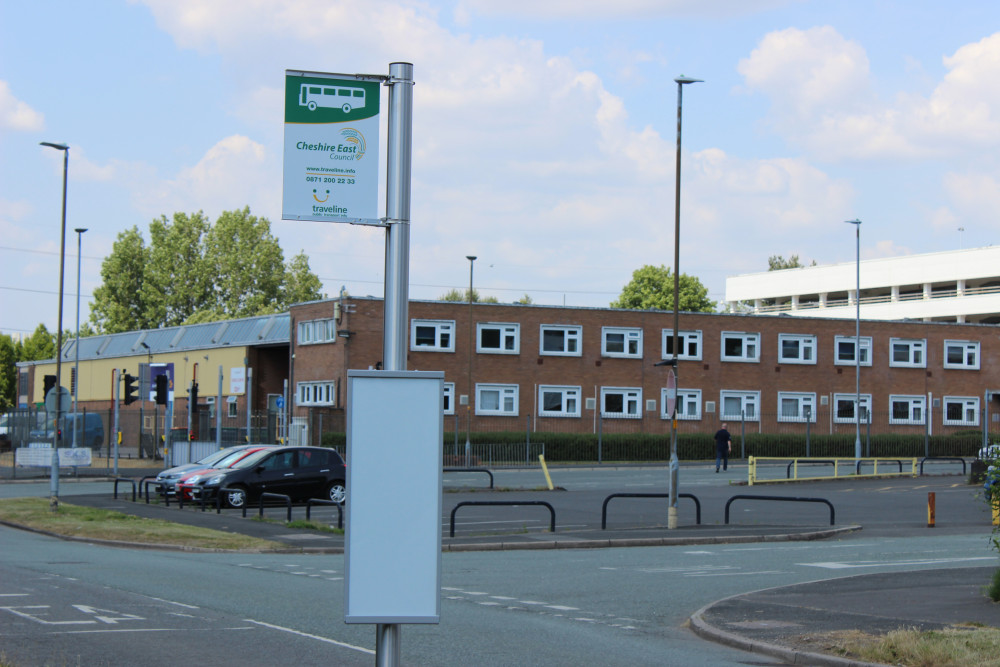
[994,498,999,527]
[927,492,935,528]
[539,454,554,491]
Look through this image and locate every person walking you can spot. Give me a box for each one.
[714,422,732,473]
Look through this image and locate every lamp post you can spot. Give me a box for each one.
[465,255,476,467]
[668,75,702,530]
[72,227,88,448]
[40,141,69,510]
[846,219,862,459]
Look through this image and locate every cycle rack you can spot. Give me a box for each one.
[443,467,494,489]
[786,460,836,478]
[920,457,967,476]
[113,477,137,502]
[600,493,701,529]
[258,492,293,521]
[854,459,904,474]
[725,494,835,526]
[306,498,344,530]
[450,500,555,537]
[138,476,163,503]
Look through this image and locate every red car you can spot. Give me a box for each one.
[174,446,275,501]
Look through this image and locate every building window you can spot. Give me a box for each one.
[540,324,582,356]
[297,381,336,406]
[227,396,238,418]
[889,395,926,424]
[720,390,759,421]
[443,383,454,415]
[538,385,581,418]
[833,393,872,424]
[777,392,817,422]
[721,332,760,363]
[834,336,872,366]
[410,319,455,352]
[662,330,702,361]
[477,322,519,354]
[662,388,701,420]
[476,384,518,416]
[601,387,642,418]
[297,318,337,345]
[943,340,980,370]
[602,327,642,358]
[942,396,978,426]
[778,334,816,364]
[889,338,926,368]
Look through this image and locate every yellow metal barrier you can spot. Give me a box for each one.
[748,456,918,485]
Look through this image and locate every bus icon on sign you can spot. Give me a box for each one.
[300,84,366,113]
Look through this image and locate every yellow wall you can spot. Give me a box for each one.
[30,348,251,403]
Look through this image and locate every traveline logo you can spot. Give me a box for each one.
[313,204,348,215]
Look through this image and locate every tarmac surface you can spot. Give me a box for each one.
[2,464,998,667]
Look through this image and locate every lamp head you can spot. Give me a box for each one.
[466,255,477,262]
[844,219,862,226]
[74,228,88,234]
[40,142,69,151]
[674,75,703,85]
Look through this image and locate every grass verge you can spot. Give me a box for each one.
[799,626,1000,666]
[0,497,286,551]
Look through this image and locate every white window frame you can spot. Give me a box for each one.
[477,322,520,354]
[475,384,518,416]
[833,335,873,366]
[600,387,642,419]
[777,334,817,365]
[777,392,817,422]
[662,388,701,420]
[833,393,873,424]
[297,318,337,345]
[943,340,980,370]
[602,327,643,358]
[227,396,238,418]
[442,382,455,415]
[410,319,455,353]
[889,394,926,424]
[720,331,760,363]
[720,390,760,421]
[538,385,582,418]
[889,338,927,368]
[662,329,703,361]
[297,381,336,407]
[539,324,582,357]
[943,396,979,426]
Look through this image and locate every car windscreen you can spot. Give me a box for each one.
[229,447,276,469]
[199,447,244,466]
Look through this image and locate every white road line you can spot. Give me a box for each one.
[246,619,374,655]
[800,556,995,569]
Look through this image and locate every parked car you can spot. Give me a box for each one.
[154,444,268,495]
[30,412,104,449]
[171,446,276,500]
[177,446,346,508]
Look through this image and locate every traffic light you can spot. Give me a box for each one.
[190,381,199,416]
[155,374,168,405]
[123,373,139,405]
[43,374,57,398]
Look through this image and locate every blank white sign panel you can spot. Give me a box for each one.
[345,370,443,623]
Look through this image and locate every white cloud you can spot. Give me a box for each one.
[0,81,44,131]
[943,171,1000,226]
[454,0,794,20]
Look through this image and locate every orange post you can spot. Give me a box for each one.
[927,492,936,528]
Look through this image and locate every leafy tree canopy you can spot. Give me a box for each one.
[611,264,716,312]
[768,254,816,270]
[439,288,499,304]
[89,207,323,333]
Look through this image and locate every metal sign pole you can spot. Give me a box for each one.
[113,369,120,476]
[377,60,413,667]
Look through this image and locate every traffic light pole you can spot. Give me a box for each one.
[113,369,120,475]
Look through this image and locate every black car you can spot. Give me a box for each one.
[177,446,346,509]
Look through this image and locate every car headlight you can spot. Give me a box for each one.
[205,474,226,486]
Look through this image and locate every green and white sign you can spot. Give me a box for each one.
[282,70,382,224]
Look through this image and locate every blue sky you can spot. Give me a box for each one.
[3,0,1000,337]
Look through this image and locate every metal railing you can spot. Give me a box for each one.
[725,494,835,525]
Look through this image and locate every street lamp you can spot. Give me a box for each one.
[72,227,88,447]
[846,219,862,460]
[465,255,476,467]
[668,75,702,530]
[40,141,69,510]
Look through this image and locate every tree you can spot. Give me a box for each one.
[611,265,716,312]
[768,255,816,271]
[0,334,16,411]
[438,288,498,303]
[20,324,56,361]
[89,207,324,332]
[515,294,534,305]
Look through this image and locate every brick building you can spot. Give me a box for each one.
[290,296,1000,438]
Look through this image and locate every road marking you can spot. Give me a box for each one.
[800,556,995,569]
[246,619,374,655]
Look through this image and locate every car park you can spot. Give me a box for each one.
[154,444,267,495]
[177,446,346,509]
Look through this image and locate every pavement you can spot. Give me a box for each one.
[2,466,998,667]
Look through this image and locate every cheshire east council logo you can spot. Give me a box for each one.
[340,128,366,159]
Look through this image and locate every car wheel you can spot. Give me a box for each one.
[224,485,248,509]
[327,480,346,505]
